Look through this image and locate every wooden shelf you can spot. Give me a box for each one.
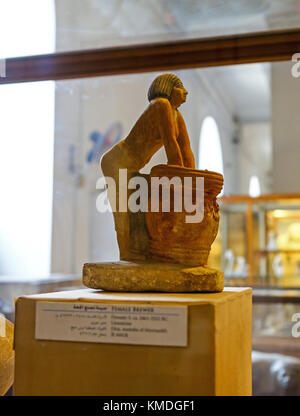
[2,28,300,84]
[255,249,300,255]
[253,336,300,358]
[225,276,300,290]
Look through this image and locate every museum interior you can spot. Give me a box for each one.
[1,0,300,397]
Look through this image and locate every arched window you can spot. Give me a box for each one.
[0,1,55,278]
[249,175,261,197]
[198,116,224,176]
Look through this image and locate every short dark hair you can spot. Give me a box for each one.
[148,73,183,102]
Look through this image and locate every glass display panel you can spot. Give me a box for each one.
[2,1,300,58]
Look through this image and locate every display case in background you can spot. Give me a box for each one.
[211,194,300,289]
[252,289,300,357]
[251,288,300,396]
[209,193,300,391]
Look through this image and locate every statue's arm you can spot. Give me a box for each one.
[156,99,184,166]
[177,111,195,168]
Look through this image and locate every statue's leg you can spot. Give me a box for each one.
[112,211,131,260]
[101,149,150,261]
[101,152,131,260]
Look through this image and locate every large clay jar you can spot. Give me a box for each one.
[146,164,223,267]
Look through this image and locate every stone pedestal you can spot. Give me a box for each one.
[83,261,224,292]
[14,288,252,396]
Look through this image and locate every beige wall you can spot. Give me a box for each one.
[272,61,300,193]
[239,122,272,195]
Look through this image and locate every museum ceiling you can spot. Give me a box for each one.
[55,0,300,50]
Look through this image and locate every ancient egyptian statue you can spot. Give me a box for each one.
[84,73,224,292]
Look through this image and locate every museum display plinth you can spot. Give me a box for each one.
[14,288,252,396]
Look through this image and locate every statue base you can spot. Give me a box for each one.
[83,261,224,292]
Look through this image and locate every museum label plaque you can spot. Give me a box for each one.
[35,301,188,347]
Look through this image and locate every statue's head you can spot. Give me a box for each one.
[148,74,187,107]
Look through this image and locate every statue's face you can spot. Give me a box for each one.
[170,86,188,108]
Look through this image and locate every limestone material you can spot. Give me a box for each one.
[101,74,195,261]
[146,164,224,266]
[83,261,224,292]
[0,318,14,396]
[90,73,225,292]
